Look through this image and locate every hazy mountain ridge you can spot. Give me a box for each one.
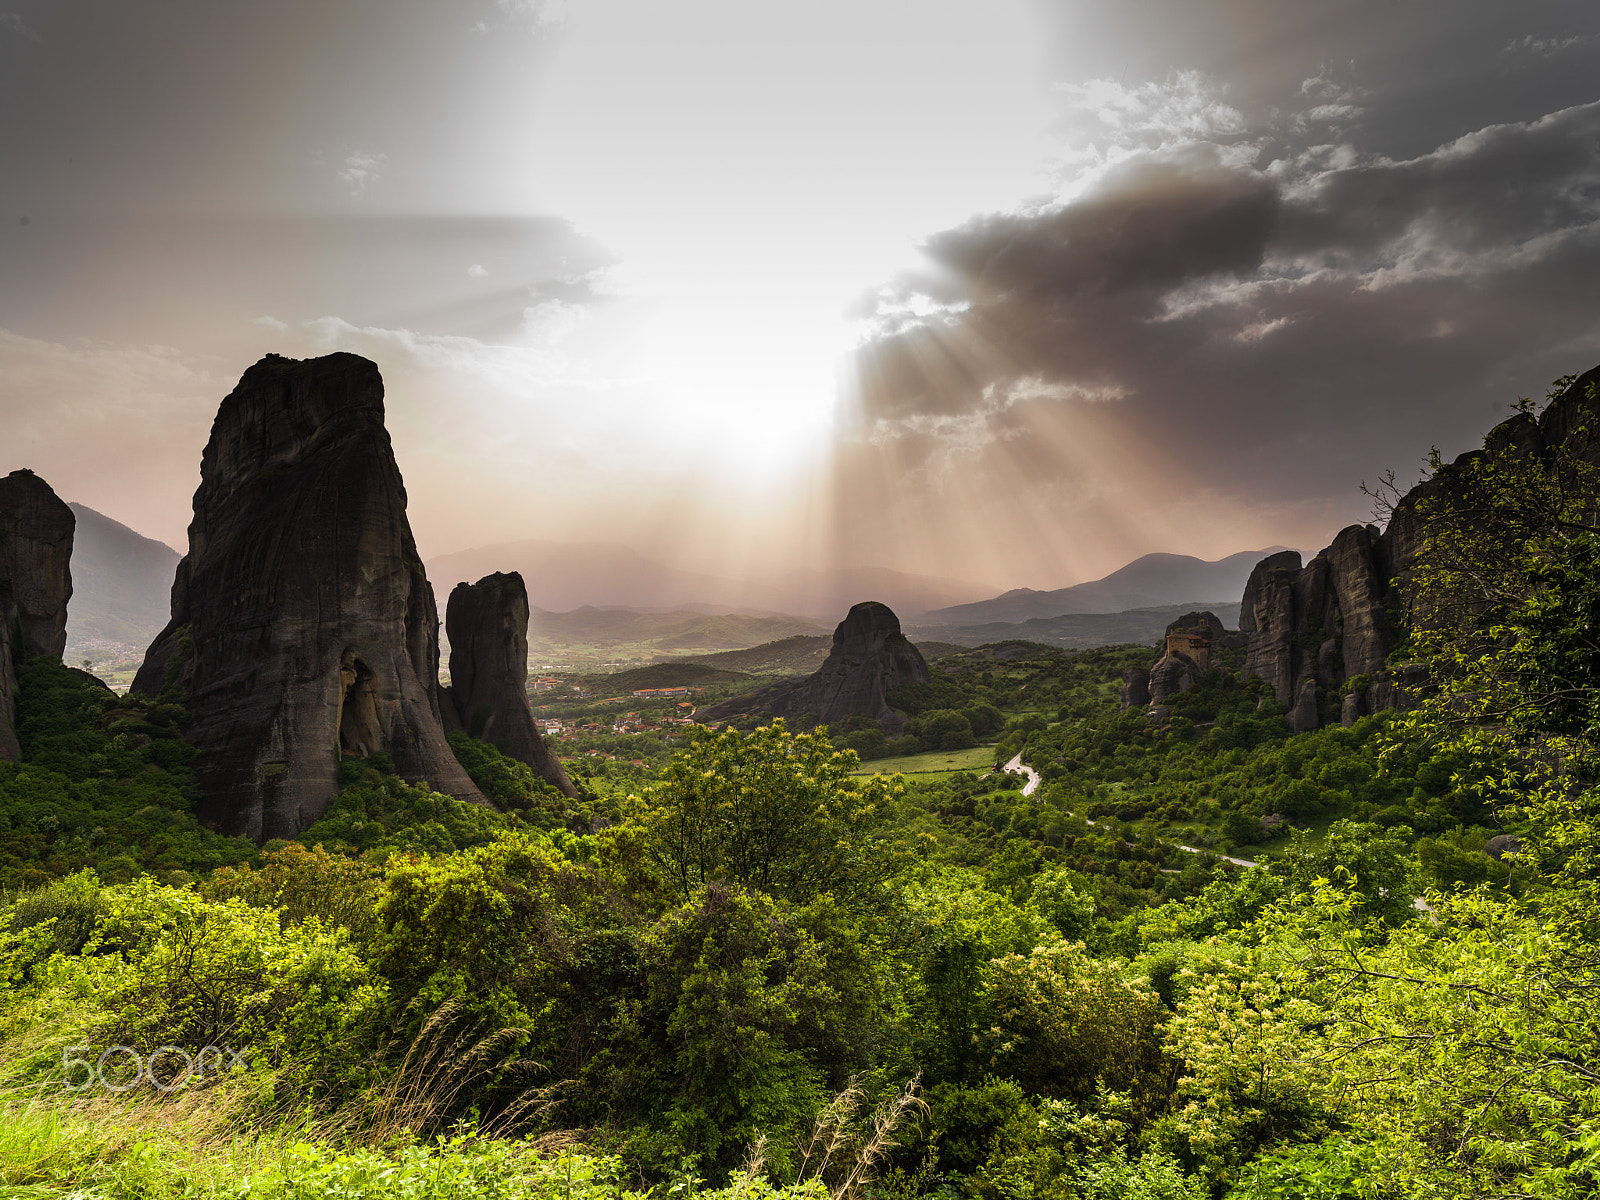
[62,502,180,653]
[529,607,825,652]
[919,549,1291,626]
[677,634,972,677]
[61,510,1276,670]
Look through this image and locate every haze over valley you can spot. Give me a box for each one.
[61,500,1282,678]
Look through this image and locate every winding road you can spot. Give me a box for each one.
[1001,751,1257,868]
[998,753,1427,909]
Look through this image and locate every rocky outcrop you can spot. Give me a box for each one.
[0,470,75,762]
[1288,677,1320,735]
[442,572,578,798]
[1240,365,1600,732]
[1239,526,1398,733]
[0,610,13,763]
[1119,668,1151,710]
[133,353,485,841]
[0,470,75,661]
[1127,610,1242,712]
[1147,653,1196,707]
[698,600,930,732]
[1239,550,1309,709]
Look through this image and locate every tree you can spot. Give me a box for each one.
[1269,820,1418,930]
[908,709,977,751]
[637,720,902,907]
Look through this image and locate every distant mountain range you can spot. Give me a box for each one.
[677,635,969,677]
[916,549,1290,627]
[57,509,1286,667]
[63,503,180,653]
[426,539,996,621]
[907,602,1242,650]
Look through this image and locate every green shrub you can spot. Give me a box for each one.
[83,877,384,1086]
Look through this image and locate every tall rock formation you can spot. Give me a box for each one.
[0,470,75,762]
[442,571,578,798]
[133,353,485,841]
[698,600,931,732]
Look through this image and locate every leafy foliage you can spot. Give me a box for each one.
[636,721,902,908]
[0,657,255,887]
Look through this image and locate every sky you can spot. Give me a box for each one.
[2,0,1598,600]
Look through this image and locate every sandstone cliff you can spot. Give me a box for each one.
[133,353,485,840]
[0,470,75,762]
[442,571,578,798]
[698,600,931,732]
[1240,364,1600,731]
[1239,527,1398,732]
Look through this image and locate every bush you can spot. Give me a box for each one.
[1028,866,1096,941]
[983,937,1172,1117]
[57,877,386,1091]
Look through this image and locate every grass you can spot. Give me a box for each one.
[852,745,998,777]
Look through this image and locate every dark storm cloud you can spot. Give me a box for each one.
[849,85,1600,519]
[856,154,1279,420]
[925,158,1279,306]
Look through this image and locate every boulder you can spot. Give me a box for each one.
[443,571,578,798]
[0,470,74,762]
[698,600,931,732]
[1484,834,1524,861]
[133,353,485,841]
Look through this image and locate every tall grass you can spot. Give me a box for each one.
[0,993,921,1200]
[315,999,554,1145]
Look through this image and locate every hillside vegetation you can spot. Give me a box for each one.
[5,376,1600,1200]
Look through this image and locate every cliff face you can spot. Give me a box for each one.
[133,353,485,841]
[0,470,75,660]
[1238,528,1394,732]
[0,470,75,762]
[698,600,931,732]
[1240,364,1600,731]
[443,571,578,798]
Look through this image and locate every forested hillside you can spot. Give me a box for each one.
[4,377,1600,1199]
